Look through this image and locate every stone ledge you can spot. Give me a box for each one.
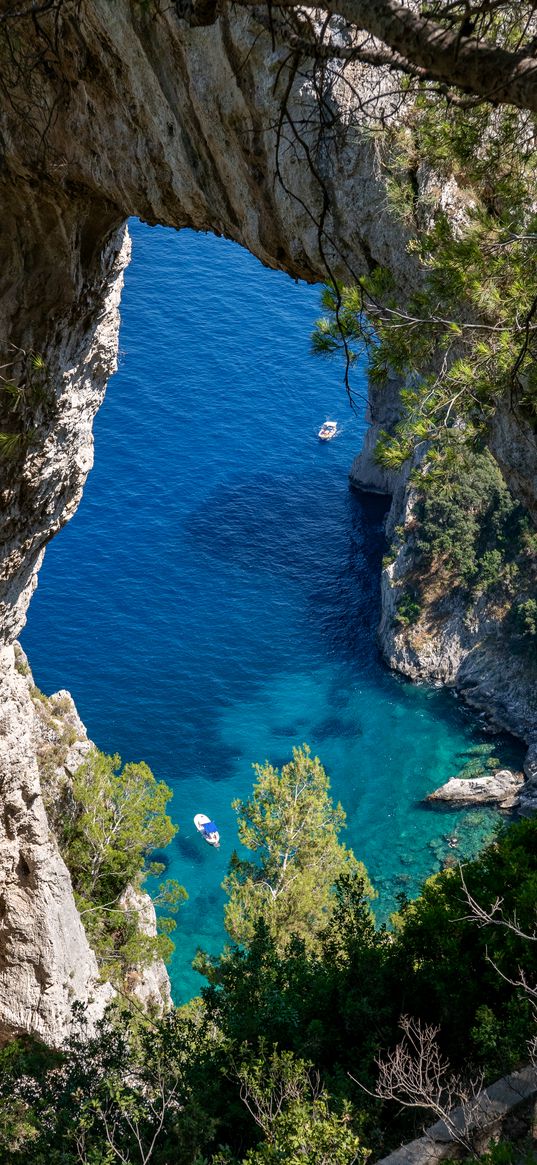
[376,1066,537,1165]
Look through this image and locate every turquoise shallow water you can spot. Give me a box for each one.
[22,221,523,1001]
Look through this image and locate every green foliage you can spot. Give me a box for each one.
[0,350,57,461]
[389,818,537,1077]
[513,598,537,638]
[0,816,536,1164]
[237,1047,366,1165]
[407,448,536,612]
[395,590,421,626]
[475,1140,537,1165]
[58,749,184,979]
[0,1007,216,1165]
[66,749,176,900]
[312,98,537,462]
[222,745,373,953]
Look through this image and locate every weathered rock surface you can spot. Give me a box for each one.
[0,1,433,1045]
[372,453,537,812]
[380,547,537,744]
[118,885,172,1014]
[376,1065,537,1165]
[0,645,113,1046]
[518,741,537,816]
[427,769,525,810]
[6,647,171,1039]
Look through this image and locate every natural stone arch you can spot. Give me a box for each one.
[0,0,535,1046]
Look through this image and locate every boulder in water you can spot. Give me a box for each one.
[426,769,524,810]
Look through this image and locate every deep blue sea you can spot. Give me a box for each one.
[22,221,523,1001]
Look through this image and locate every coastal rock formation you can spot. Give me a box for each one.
[0,645,113,1046]
[27,655,172,1020]
[427,769,525,811]
[118,885,172,1013]
[0,0,535,1042]
[375,482,537,809]
[518,742,537,816]
[349,376,405,498]
[379,546,537,743]
[0,1,426,1044]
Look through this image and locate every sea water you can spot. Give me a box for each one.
[22,221,523,1001]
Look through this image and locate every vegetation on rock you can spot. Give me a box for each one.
[313,88,537,469]
[60,748,186,979]
[0,749,535,1164]
[29,692,186,988]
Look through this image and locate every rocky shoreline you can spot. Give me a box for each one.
[426,768,525,812]
[349,409,537,820]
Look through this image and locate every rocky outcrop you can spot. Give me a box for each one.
[349,375,406,498]
[376,1065,537,1165]
[0,645,172,1044]
[490,403,537,528]
[518,742,537,816]
[379,548,537,743]
[118,885,172,1013]
[378,538,537,812]
[28,656,173,1019]
[0,644,113,1046]
[427,769,525,810]
[361,419,537,810]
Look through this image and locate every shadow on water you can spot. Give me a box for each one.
[315,715,361,741]
[150,849,170,871]
[175,834,206,864]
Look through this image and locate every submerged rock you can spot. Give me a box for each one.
[427,769,524,810]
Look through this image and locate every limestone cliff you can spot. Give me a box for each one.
[0,644,113,1045]
[0,0,535,1043]
[352,421,537,813]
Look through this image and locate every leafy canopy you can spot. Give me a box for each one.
[312,98,537,470]
[67,748,177,900]
[61,749,185,978]
[222,745,373,952]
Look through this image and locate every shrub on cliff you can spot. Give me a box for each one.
[312,91,537,464]
[0,787,536,1163]
[412,447,530,593]
[60,748,186,977]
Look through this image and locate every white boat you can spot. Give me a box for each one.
[318,420,338,441]
[194,813,220,847]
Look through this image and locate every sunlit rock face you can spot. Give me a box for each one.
[0,0,535,1043]
[0,646,114,1046]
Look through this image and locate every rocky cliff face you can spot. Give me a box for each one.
[352,421,537,812]
[0,0,535,1043]
[0,645,114,1045]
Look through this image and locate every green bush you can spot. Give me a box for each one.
[60,749,185,978]
[395,590,421,626]
[513,598,537,638]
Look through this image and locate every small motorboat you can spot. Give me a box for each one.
[194,813,220,848]
[318,420,338,441]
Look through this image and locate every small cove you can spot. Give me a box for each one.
[22,220,524,1002]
